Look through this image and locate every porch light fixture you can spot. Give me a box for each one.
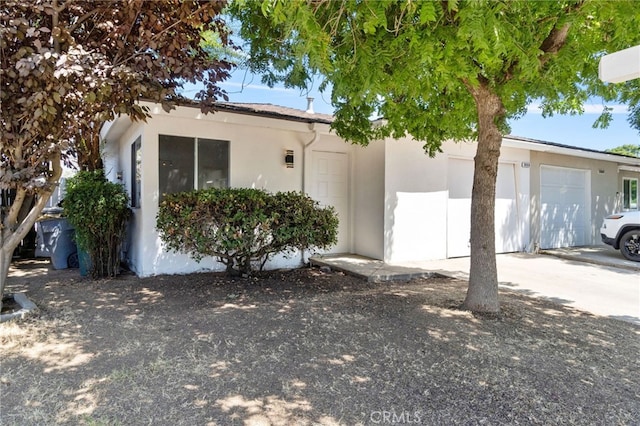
[285,150,294,168]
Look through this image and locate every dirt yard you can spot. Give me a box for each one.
[1,259,639,425]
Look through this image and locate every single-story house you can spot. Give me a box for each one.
[100,100,640,277]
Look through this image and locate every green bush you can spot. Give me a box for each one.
[156,188,338,276]
[64,170,131,278]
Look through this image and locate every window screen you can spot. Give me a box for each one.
[197,139,229,189]
[131,136,142,208]
[159,135,229,201]
[159,135,195,199]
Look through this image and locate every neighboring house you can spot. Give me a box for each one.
[101,100,640,276]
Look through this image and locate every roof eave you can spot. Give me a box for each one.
[504,135,640,166]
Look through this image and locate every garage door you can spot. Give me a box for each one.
[540,165,589,249]
[447,159,521,258]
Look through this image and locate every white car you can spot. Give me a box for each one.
[600,211,640,261]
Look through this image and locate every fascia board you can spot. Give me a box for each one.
[503,137,640,166]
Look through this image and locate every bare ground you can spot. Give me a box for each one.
[1,259,639,425]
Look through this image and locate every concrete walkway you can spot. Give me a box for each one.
[310,246,640,326]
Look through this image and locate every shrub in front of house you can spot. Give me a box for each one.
[64,170,131,278]
[156,188,338,276]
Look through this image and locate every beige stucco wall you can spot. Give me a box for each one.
[529,151,621,247]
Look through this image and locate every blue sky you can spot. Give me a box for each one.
[184,70,639,153]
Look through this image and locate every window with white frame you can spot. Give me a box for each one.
[158,135,229,201]
[622,177,638,210]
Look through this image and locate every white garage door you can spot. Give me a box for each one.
[310,151,350,253]
[540,165,589,249]
[447,159,521,258]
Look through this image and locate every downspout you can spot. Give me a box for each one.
[299,110,321,266]
[301,123,320,193]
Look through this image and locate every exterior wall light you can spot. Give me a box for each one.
[285,150,294,168]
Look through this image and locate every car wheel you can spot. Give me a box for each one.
[619,230,640,262]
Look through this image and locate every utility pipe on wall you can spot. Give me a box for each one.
[298,122,320,266]
[300,122,320,193]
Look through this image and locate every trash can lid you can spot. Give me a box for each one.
[42,207,64,215]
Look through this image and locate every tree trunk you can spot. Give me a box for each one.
[0,242,13,312]
[0,154,63,308]
[463,81,505,313]
[77,129,104,171]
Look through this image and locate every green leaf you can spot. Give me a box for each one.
[156,188,338,276]
[419,2,437,25]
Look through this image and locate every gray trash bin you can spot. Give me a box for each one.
[37,217,77,269]
[35,207,64,257]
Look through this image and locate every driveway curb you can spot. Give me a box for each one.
[540,248,640,272]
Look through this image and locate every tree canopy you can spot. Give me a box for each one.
[230,0,639,312]
[232,1,638,147]
[0,0,235,303]
[606,144,640,158]
[1,0,233,189]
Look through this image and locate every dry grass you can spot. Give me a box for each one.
[1,259,639,425]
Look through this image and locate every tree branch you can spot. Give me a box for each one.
[499,1,586,83]
[113,3,213,67]
[5,188,26,232]
[112,3,142,67]
[538,1,586,66]
[3,152,62,250]
[540,22,572,55]
[51,0,67,54]
[68,8,103,34]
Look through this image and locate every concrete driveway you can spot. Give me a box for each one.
[312,246,640,326]
[410,252,640,326]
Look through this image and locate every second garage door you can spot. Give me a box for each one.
[540,165,590,249]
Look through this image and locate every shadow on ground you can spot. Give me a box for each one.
[1,260,639,425]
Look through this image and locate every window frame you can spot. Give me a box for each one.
[158,134,229,201]
[622,177,638,211]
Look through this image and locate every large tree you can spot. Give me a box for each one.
[0,0,234,304]
[230,0,639,312]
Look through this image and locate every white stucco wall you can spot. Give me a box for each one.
[383,138,450,262]
[381,138,531,263]
[106,102,640,275]
[104,103,353,277]
[353,141,385,259]
[101,120,144,274]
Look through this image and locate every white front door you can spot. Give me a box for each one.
[310,151,350,253]
[447,159,520,258]
[540,165,589,249]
